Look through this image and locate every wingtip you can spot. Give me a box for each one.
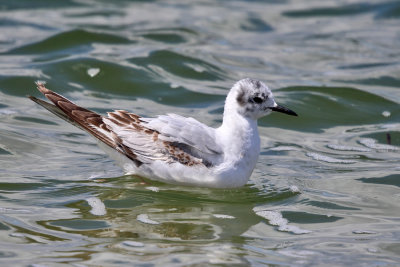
[34,80,51,94]
[35,80,46,86]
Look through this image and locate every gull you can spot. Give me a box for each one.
[29,78,297,188]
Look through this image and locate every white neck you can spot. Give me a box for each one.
[217,107,260,163]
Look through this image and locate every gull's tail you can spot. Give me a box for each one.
[28,81,115,148]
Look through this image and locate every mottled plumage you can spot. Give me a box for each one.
[29,79,297,188]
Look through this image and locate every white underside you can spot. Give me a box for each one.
[97,141,255,188]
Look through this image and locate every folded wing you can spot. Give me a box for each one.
[143,113,222,155]
[30,82,220,168]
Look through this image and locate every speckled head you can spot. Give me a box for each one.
[227,78,297,120]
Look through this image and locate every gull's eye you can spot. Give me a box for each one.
[252,96,263,104]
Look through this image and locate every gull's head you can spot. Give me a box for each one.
[226,78,297,120]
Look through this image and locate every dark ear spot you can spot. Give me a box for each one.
[236,90,246,106]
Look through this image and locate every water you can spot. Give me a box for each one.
[0,0,399,266]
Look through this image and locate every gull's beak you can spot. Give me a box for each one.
[271,103,298,116]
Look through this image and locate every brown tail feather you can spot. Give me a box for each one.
[30,81,143,166]
[28,95,77,125]
[31,81,116,149]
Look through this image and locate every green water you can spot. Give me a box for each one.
[0,0,399,266]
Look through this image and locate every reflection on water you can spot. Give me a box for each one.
[0,0,399,266]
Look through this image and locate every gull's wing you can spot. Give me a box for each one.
[142,114,223,155]
[29,82,211,167]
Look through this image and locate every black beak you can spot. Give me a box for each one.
[271,104,298,116]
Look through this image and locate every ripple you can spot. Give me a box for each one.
[0,0,82,10]
[327,144,371,152]
[352,230,377,235]
[338,62,398,70]
[240,17,273,32]
[121,240,145,247]
[136,214,160,225]
[261,85,400,132]
[358,174,400,188]
[359,138,399,151]
[48,219,110,231]
[142,33,186,43]
[128,49,227,81]
[0,147,12,155]
[7,29,132,55]
[213,214,235,219]
[337,76,400,88]
[282,2,399,18]
[306,152,357,164]
[1,0,400,265]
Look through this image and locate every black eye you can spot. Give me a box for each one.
[252,97,263,104]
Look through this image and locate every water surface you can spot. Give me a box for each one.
[0,0,399,266]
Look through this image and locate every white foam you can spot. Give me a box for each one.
[306,152,357,164]
[255,210,311,235]
[382,111,391,117]
[359,138,399,151]
[137,214,160,225]
[87,68,100,77]
[86,197,106,216]
[278,249,317,258]
[289,185,301,193]
[146,186,160,192]
[327,144,370,152]
[213,214,235,219]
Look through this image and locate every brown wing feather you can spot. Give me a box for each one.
[32,82,207,168]
[105,110,206,167]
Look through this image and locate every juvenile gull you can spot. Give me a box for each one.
[29,79,297,188]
